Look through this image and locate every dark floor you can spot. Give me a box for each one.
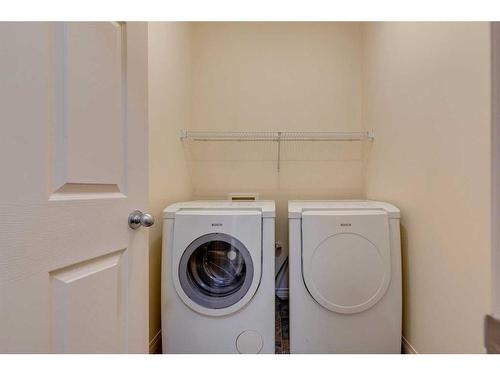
[275,297,289,354]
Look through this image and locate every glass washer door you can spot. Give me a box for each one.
[178,233,254,309]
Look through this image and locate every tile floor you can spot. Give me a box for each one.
[275,297,289,354]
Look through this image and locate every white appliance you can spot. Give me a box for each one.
[162,200,275,353]
[288,200,402,353]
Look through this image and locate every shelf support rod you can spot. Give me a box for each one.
[277,131,282,173]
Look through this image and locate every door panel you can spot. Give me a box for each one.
[0,22,148,353]
[53,22,126,193]
[50,249,128,353]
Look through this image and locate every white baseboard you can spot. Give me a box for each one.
[276,287,289,300]
[149,330,162,354]
[401,336,418,354]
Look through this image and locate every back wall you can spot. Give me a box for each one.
[189,22,366,276]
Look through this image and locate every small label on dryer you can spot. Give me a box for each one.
[211,223,223,227]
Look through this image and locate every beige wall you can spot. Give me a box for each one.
[148,22,193,346]
[363,22,491,353]
[189,22,366,263]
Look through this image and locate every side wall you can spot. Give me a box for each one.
[148,22,193,350]
[363,22,491,353]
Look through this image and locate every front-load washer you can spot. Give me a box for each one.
[288,200,401,353]
[162,200,275,353]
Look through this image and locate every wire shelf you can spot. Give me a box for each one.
[180,130,374,172]
[180,130,374,142]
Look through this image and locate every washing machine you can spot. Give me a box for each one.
[288,200,401,353]
[161,200,275,353]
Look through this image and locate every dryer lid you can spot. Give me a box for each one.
[302,210,391,314]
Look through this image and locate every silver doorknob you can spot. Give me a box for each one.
[128,210,155,229]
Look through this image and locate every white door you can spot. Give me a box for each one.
[0,22,149,353]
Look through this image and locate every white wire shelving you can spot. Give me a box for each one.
[180,130,374,172]
[180,130,374,142]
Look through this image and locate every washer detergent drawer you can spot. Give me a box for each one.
[301,210,391,314]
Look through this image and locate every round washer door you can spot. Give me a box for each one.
[303,232,391,314]
[178,233,255,311]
